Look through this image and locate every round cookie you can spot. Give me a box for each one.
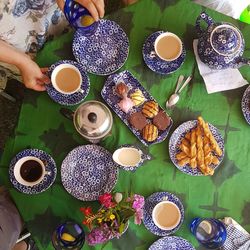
[153,111,171,130]
[130,89,145,106]
[129,112,147,130]
[142,124,158,142]
[115,82,128,98]
[142,101,159,118]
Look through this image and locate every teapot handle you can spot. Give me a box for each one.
[196,12,214,38]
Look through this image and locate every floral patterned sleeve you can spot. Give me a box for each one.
[0,0,69,87]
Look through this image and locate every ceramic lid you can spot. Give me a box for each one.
[74,101,113,139]
[210,24,242,56]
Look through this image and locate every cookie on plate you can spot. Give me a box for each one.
[130,89,145,106]
[142,101,159,118]
[153,111,171,130]
[129,112,147,131]
[142,124,158,142]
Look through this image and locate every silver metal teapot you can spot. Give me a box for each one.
[196,12,250,69]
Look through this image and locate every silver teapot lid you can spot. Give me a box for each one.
[211,24,242,56]
[74,101,113,139]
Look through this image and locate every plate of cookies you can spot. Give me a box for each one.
[169,117,224,176]
[101,70,173,146]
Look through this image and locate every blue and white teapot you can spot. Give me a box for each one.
[196,12,250,69]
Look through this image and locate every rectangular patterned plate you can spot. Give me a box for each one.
[101,70,173,146]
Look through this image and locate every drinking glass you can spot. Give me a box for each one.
[190,218,227,249]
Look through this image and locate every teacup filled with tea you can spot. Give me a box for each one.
[14,156,49,186]
[152,200,181,230]
[51,63,83,95]
[150,32,183,61]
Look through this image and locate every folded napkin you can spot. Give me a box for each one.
[193,39,248,94]
[222,217,250,250]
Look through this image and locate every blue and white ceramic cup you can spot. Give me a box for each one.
[64,0,99,36]
[150,32,183,61]
[51,63,84,95]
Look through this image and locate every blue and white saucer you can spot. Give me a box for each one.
[241,85,250,125]
[148,236,195,250]
[9,149,57,194]
[143,192,184,236]
[46,60,90,106]
[142,31,186,75]
[72,19,129,75]
[169,120,225,176]
[61,145,118,201]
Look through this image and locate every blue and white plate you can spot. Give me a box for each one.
[101,70,173,146]
[72,19,129,75]
[143,192,184,236]
[46,60,90,106]
[142,31,186,75]
[148,236,195,250]
[9,149,57,194]
[61,145,118,201]
[169,120,225,176]
[241,85,250,125]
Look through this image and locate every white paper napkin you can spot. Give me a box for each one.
[193,39,248,94]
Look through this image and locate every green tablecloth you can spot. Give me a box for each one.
[1,0,250,249]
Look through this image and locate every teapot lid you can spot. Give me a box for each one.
[74,101,113,139]
[210,24,242,56]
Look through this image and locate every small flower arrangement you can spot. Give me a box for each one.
[80,192,144,246]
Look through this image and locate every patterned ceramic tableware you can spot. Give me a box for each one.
[143,192,184,236]
[61,145,118,201]
[72,19,129,75]
[46,60,90,106]
[148,236,195,250]
[101,70,173,146]
[196,12,250,69]
[241,85,250,125]
[64,0,98,36]
[112,144,151,171]
[143,31,186,75]
[9,149,57,194]
[169,120,225,176]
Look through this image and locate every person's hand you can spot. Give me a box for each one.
[18,58,50,91]
[74,0,105,21]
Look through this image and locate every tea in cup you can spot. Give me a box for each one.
[150,32,183,61]
[51,64,83,95]
[14,156,50,186]
[152,200,181,230]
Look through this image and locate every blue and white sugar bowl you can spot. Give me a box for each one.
[64,0,98,36]
[196,12,250,69]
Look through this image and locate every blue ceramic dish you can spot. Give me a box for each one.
[9,149,57,194]
[241,85,250,125]
[143,31,186,75]
[46,60,90,106]
[143,192,184,236]
[169,120,225,176]
[61,145,118,201]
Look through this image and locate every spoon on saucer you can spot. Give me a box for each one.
[166,76,192,108]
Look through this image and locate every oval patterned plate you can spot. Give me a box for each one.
[169,120,225,176]
[241,85,250,125]
[143,192,184,236]
[143,31,186,75]
[46,60,90,106]
[72,19,129,75]
[61,145,118,201]
[9,149,57,194]
[148,236,195,250]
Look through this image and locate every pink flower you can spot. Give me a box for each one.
[98,193,116,208]
[132,194,144,211]
[134,209,143,225]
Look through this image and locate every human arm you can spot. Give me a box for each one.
[0,40,50,91]
[56,0,105,21]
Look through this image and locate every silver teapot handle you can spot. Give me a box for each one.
[196,11,214,38]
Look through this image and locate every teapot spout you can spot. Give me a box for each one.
[234,57,250,68]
